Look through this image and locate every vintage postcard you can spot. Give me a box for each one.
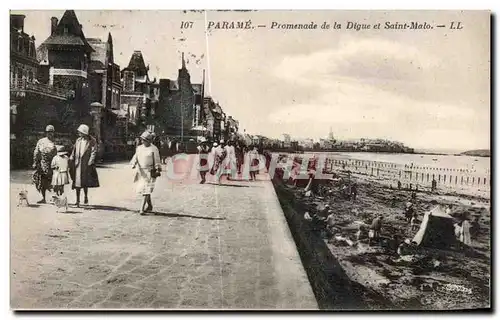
[10,9,490,311]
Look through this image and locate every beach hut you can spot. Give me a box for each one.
[412,205,458,249]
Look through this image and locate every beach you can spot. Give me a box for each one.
[271,152,491,310]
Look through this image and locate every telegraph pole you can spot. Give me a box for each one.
[180,52,184,142]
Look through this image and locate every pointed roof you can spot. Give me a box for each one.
[124,50,148,76]
[41,10,93,52]
[181,52,186,69]
[87,38,107,70]
[107,32,114,63]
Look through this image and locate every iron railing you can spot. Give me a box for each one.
[10,80,73,100]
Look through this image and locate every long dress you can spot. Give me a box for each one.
[130,144,161,195]
[210,146,226,176]
[248,149,260,173]
[69,136,100,189]
[223,145,237,173]
[197,145,210,172]
[32,137,57,193]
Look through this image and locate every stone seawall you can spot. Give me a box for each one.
[271,178,364,310]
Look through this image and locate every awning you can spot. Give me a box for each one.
[112,109,128,118]
[191,125,207,131]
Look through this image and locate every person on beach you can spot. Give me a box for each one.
[69,124,100,207]
[445,204,453,215]
[404,202,414,223]
[369,215,383,246]
[51,145,70,196]
[32,125,58,203]
[197,139,211,184]
[130,131,162,215]
[351,183,358,201]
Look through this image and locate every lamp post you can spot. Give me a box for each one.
[90,101,103,140]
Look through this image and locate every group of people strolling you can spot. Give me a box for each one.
[32,125,262,215]
[32,124,99,206]
[197,139,261,185]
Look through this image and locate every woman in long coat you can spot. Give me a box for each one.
[32,125,58,203]
[69,124,100,207]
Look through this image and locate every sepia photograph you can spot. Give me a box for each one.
[8,8,491,311]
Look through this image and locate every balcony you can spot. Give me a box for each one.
[10,80,72,100]
[50,68,88,79]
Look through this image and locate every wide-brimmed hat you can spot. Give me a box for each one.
[213,142,218,147]
[45,125,55,132]
[77,124,89,135]
[140,131,152,142]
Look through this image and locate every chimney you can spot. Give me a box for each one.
[50,17,58,35]
[10,14,25,32]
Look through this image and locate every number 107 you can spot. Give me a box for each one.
[181,21,194,29]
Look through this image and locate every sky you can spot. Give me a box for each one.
[14,10,490,151]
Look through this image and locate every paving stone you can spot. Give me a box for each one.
[10,161,317,309]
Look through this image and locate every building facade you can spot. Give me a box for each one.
[156,54,203,140]
[120,50,156,139]
[37,10,94,123]
[10,12,81,168]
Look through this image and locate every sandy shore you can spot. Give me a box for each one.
[278,167,490,310]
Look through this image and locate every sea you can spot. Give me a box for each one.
[301,151,491,176]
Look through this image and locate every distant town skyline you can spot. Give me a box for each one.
[15,10,490,150]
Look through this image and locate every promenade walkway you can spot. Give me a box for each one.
[10,157,317,309]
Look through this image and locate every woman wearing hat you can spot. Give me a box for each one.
[130,131,162,214]
[32,125,58,203]
[69,124,100,207]
[51,145,70,195]
[197,138,210,184]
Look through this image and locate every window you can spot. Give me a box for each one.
[64,27,68,34]
[17,38,22,52]
[123,71,135,92]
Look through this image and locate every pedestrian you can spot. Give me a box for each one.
[69,124,100,207]
[236,142,244,174]
[248,145,260,181]
[210,142,226,185]
[51,145,70,196]
[32,124,58,203]
[197,139,210,184]
[397,180,402,190]
[130,131,162,215]
[224,140,237,180]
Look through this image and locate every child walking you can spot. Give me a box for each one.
[51,145,70,195]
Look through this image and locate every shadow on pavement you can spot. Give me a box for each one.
[23,204,40,208]
[63,210,81,214]
[82,205,136,212]
[150,211,225,221]
[206,183,250,188]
